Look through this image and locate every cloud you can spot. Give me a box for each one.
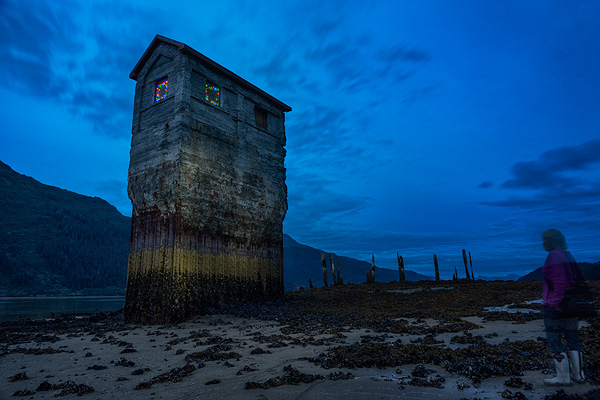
[483,140,600,220]
[0,1,75,97]
[379,45,430,64]
[501,139,600,190]
[286,172,371,226]
[477,181,493,188]
[0,0,160,139]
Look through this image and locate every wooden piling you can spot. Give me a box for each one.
[370,254,375,283]
[469,251,474,280]
[462,249,471,280]
[397,253,405,282]
[329,253,337,286]
[336,259,341,286]
[308,278,313,289]
[321,251,329,287]
[433,254,440,281]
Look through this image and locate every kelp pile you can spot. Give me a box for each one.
[308,339,550,384]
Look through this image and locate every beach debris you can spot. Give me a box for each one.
[2,346,67,356]
[53,381,95,397]
[113,357,135,367]
[32,380,95,397]
[205,379,221,385]
[12,389,35,396]
[250,347,271,355]
[450,331,485,345]
[411,365,437,377]
[504,376,533,390]
[184,344,242,362]
[8,372,28,382]
[479,311,541,324]
[327,371,354,380]
[131,368,151,375]
[245,365,325,389]
[410,334,443,345]
[134,363,196,390]
[236,365,258,375]
[86,365,107,371]
[500,389,527,399]
[309,338,550,384]
[120,348,137,354]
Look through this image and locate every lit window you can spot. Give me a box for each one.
[205,81,220,106]
[154,78,168,102]
[254,106,267,129]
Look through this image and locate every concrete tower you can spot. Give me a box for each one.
[124,35,291,324]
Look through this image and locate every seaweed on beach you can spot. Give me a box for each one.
[0,311,127,347]
[579,317,600,385]
[544,389,600,400]
[134,364,196,390]
[478,311,541,324]
[184,344,242,363]
[2,346,67,356]
[245,365,325,389]
[33,380,95,396]
[218,281,543,336]
[309,339,550,384]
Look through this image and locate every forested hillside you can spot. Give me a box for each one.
[0,161,130,295]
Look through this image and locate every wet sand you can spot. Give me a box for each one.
[1,281,598,399]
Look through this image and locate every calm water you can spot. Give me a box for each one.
[0,297,125,321]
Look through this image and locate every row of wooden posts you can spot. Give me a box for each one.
[311,249,476,288]
[436,249,475,281]
[308,251,345,289]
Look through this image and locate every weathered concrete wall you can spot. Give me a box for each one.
[124,39,288,324]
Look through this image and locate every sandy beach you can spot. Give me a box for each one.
[2,281,599,400]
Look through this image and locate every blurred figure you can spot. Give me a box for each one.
[541,229,584,386]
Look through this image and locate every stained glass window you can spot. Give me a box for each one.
[154,78,168,102]
[205,82,220,106]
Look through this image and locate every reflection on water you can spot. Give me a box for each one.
[0,297,125,321]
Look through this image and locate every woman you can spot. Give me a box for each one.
[541,229,585,386]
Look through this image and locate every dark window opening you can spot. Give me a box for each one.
[254,106,267,129]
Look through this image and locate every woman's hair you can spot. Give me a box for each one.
[542,229,568,251]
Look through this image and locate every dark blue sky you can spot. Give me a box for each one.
[1,0,599,278]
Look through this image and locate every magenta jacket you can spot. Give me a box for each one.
[542,249,577,309]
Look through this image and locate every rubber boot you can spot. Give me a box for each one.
[544,352,572,386]
[568,351,585,383]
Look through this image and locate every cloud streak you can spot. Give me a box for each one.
[0,1,160,139]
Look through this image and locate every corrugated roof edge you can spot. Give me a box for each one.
[130,35,291,112]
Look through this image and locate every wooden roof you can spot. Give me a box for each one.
[130,35,291,112]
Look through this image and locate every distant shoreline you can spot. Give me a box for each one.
[0,295,125,301]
